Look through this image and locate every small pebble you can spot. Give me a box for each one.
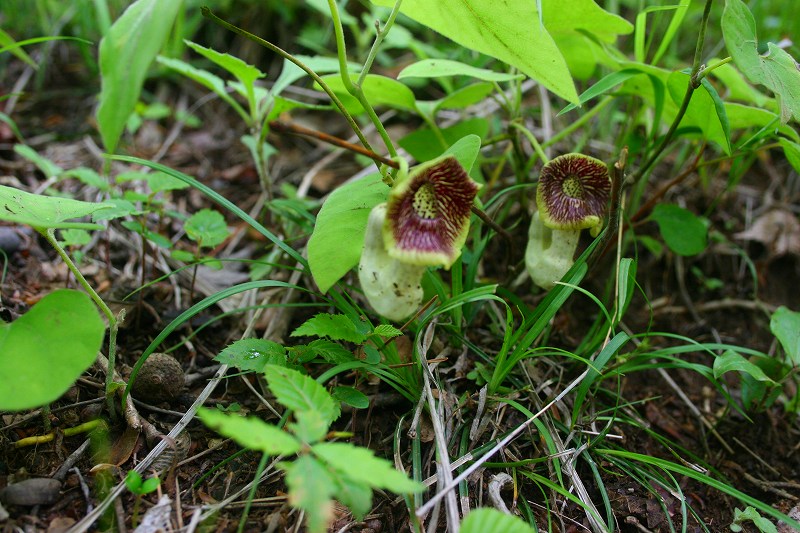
[0,478,62,506]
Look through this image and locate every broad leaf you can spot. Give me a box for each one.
[96,0,181,153]
[280,455,335,533]
[312,442,423,493]
[291,313,369,343]
[290,409,329,444]
[263,364,340,425]
[713,350,776,383]
[308,172,389,293]
[398,59,524,82]
[0,185,110,231]
[371,0,578,103]
[399,118,489,162]
[770,306,800,365]
[722,0,800,123]
[319,73,416,113]
[185,208,230,249]
[291,339,353,364]
[780,138,800,175]
[650,204,707,256]
[0,290,105,411]
[543,0,632,43]
[667,71,731,154]
[156,56,247,120]
[186,40,265,116]
[461,508,536,533]
[435,82,495,111]
[331,386,369,409]
[197,407,301,455]
[326,468,373,519]
[14,145,62,178]
[214,338,287,372]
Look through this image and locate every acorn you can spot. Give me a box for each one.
[130,353,185,402]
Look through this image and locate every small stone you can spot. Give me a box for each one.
[131,353,185,402]
[0,478,62,506]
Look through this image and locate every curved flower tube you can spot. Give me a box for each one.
[525,210,580,290]
[527,154,611,290]
[383,155,481,269]
[358,203,425,321]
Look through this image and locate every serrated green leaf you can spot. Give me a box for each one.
[185,208,229,249]
[0,290,105,411]
[291,313,369,343]
[373,324,403,338]
[319,73,416,114]
[398,59,524,82]
[312,442,423,493]
[281,455,335,533]
[461,508,536,533]
[332,386,369,409]
[0,185,108,231]
[214,338,287,372]
[371,0,578,103]
[198,407,301,455]
[308,172,389,293]
[263,364,340,425]
[59,228,92,247]
[304,339,353,364]
[713,350,776,383]
[96,0,181,153]
[650,204,708,256]
[771,306,800,365]
[327,468,373,519]
[290,409,329,444]
[723,0,800,123]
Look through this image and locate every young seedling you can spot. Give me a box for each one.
[526,153,611,289]
[182,208,230,302]
[359,155,480,320]
[124,470,160,528]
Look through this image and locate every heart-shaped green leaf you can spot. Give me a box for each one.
[0,290,105,411]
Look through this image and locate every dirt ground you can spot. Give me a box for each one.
[1,41,800,533]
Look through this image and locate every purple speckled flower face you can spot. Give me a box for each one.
[383,155,480,268]
[536,153,611,231]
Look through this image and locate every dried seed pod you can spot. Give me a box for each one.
[131,353,184,402]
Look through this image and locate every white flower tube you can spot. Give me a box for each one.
[358,204,425,321]
[525,210,580,290]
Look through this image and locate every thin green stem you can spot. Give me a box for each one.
[327,0,398,159]
[510,121,549,166]
[43,229,118,414]
[696,56,732,81]
[543,96,613,149]
[237,452,269,533]
[200,8,376,166]
[357,0,403,87]
[630,0,714,183]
